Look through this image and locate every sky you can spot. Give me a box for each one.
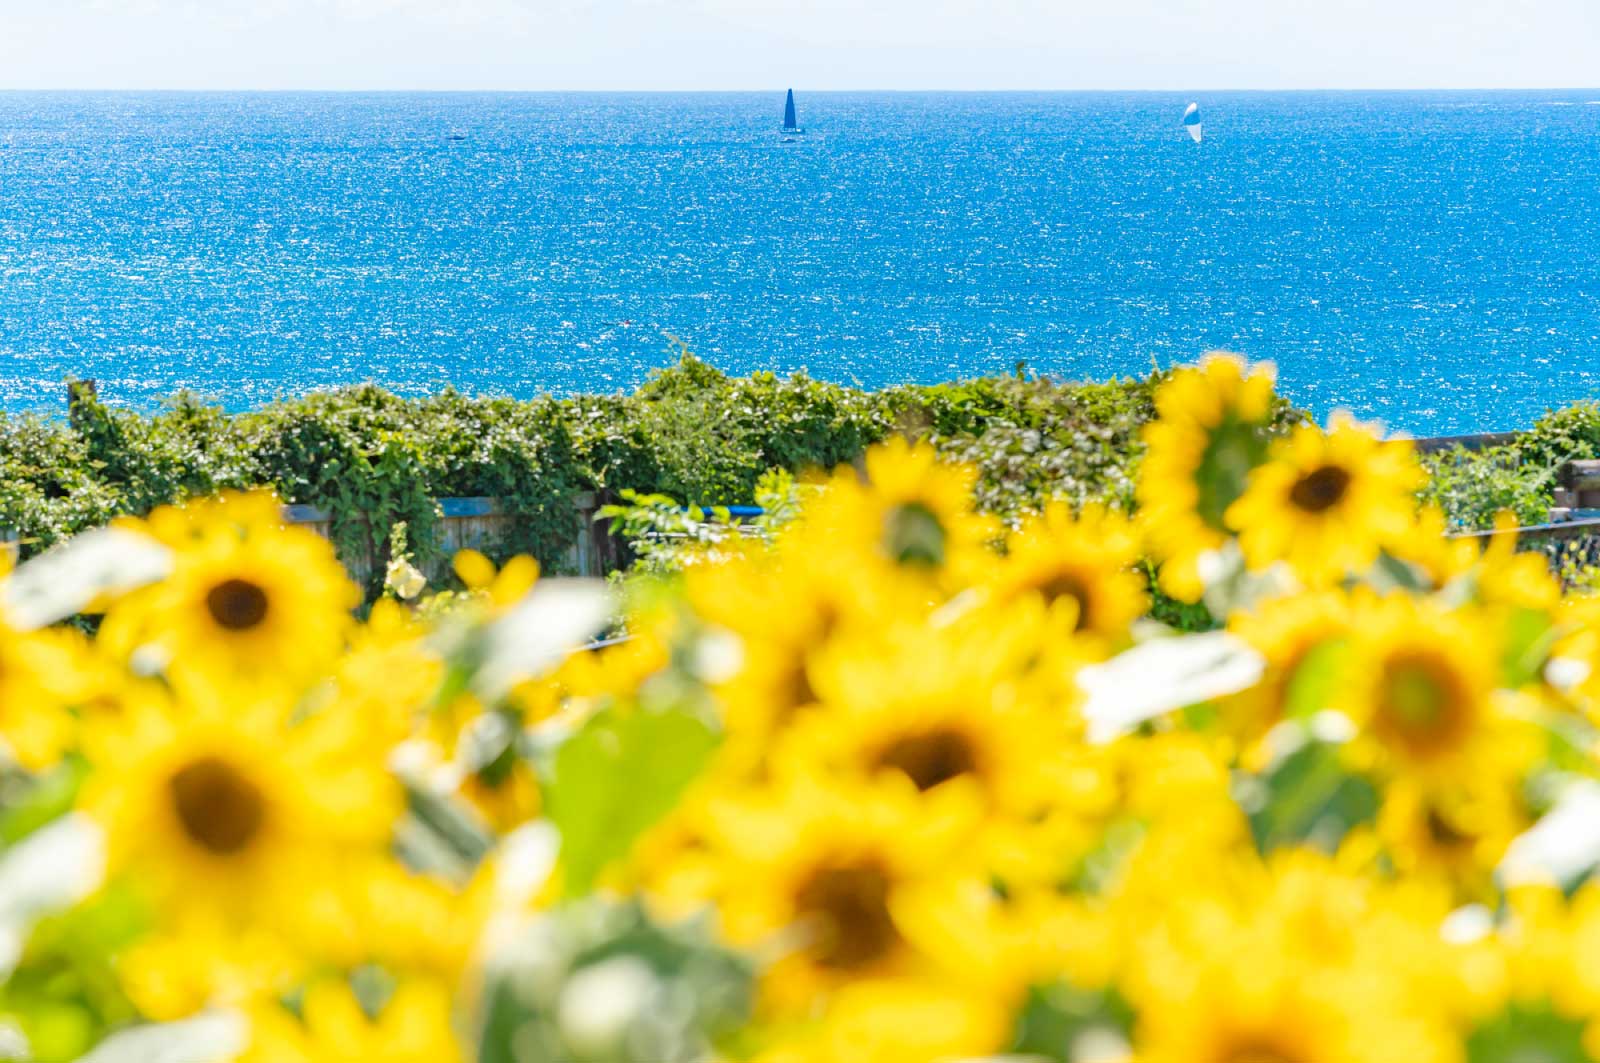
[2,0,1598,91]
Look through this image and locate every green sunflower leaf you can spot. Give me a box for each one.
[1467,1001,1591,1063]
[545,705,719,898]
[1247,738,1378,855]
[1503,606,1563,691]
[1282,638,1350,720]
[1008,980,1135,1062]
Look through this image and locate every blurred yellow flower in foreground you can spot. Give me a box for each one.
[8,354,1600,1063]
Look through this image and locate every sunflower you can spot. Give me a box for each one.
[1452,885,1600,1059]
[805,436,998,584]
[1548,596,1600,722]
[0,619,93,768]
[244,978,464,1063]
[117,920,303,1021]
[992,501,1147,650]
[1227,413,1423,586]
[100,491,358,694]
[1224,590,1352,760]
[512,618,669,725]
[457,743,543,833]
[1470,511,1564,615]
[684,541,917,762]
[1381,504,1479,590]
[703,777,972,1014]
[1126,852,1460,1063]
[292,854,493,983]
[1138,353,1282,601]
[317,596,442,748]
[1336,593,1530,784]
[1136,967,1361,1063]
[452,548,541,608]
[1376,777,1528,898]
[755,977,1011,1063]
[79,681,400,944]
[791,611,1088,820]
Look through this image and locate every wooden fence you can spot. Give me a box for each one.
[280,493,621,585]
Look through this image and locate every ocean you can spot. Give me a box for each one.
[2,90,1599,434]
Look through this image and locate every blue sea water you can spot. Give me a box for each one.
[2,90,1600,434]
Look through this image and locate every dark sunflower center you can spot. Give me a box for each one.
[884,502,947,567]
[782,655,817,712]
[1375,654,1471,758]
[876,727,979,791]
[1425,806,1472,850]
[1039,572,1092,631]
[206,578,270,631]
[1288,464,1351,514]
[794,861,899,970]
[168,755,266,855]
[1222,1047,1304,1063]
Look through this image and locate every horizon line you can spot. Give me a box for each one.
[4,85,1600,95]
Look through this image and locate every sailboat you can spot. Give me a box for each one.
[782,88,805,138]
[1182,102,1203,143]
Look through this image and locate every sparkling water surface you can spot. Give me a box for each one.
[2,91,1600,433]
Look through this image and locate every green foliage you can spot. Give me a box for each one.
[894,375,1157,523]
[24,355,1600,601]
[622,354,890,504]
[0,886,147,1062]
[1244,737,1379,856]
[477,899,754,1063]
[1281,639,1350,720]
[1008,981,1135,1063]
[24,359,1600,595]
[0,356,1175,591]
[595,491,736,578]
[1517,400,1600,469]
[1466,1001,1592,1063]
[1146,584,1218,633]
[542,704,720,898]
[1503,606,1564,690]
[0,414,125,551]
[1419,444,1554,531]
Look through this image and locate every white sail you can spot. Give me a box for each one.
[1183,102,1202,143]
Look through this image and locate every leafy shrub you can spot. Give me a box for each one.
[1418,445,1555,531]
[0,355,1172,585]
[1517,400,1600,468]
[913,376,1155,524]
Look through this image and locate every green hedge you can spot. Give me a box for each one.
[0,357,1171,587]
[1416,402,1600,532]
[15,357,1600,587]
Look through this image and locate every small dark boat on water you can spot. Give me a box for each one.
[781,89,804,139]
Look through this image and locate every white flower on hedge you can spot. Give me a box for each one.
[0,527,171,631]
[385,556,427,600]
[1078,631,1265,744]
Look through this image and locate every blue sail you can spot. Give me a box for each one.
[784,89,798,131]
